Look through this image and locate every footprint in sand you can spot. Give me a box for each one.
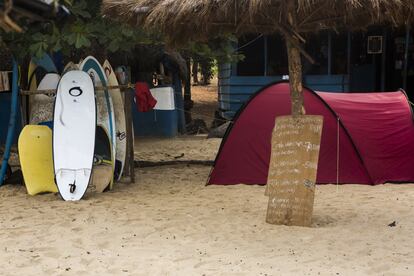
[71,227,83,232]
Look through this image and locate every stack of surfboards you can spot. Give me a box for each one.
[19,54,60,195]
[19,55,127,201]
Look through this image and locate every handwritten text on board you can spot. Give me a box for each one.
[265,115,323,227]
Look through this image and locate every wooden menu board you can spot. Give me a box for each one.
[265,115,323,227]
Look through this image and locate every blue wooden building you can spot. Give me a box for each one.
[218,27,414,119]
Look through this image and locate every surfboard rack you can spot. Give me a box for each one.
[20,82,136,184]
[20,83,135,95]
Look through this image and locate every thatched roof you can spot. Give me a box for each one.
[0,0,69,32]
[102,0,414,43]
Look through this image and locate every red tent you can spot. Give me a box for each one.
[208,82,414,185]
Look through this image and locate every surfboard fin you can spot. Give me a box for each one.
[69,181,76,193]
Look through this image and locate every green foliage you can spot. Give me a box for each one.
[189,34,243,64]
[0,0,243,81]
[68,1,91,18]
[0,0,161,61]
[187,34,244,84]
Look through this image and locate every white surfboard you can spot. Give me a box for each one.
[53,70,96,201]
[80,56,116,189]
[30,73,60,125]
[103,60,127,181]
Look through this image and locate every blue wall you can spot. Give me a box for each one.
[132,108,178,137]
[0,93,22,144]
[218,63,349,118]
[131,85,180,138]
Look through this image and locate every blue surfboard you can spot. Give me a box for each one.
[80,56,117,189]
[28,54,58,86]
[0,60,19,185]
[32,54,57,73]
[80,57,115,147]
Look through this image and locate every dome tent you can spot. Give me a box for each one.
[208,82,414,185]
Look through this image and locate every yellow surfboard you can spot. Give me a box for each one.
[18,125,58,195]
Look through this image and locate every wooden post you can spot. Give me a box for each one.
[403,24,410,91]
[184,56,192,123]
[122,89,130,178]
[192,60,199,84]
[347,31,351,76]
[264,35,268,76]
[381,28,387,92]
[123,87,135,183]
[328,32,332,75]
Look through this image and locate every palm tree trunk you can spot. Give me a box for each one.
[286,0,305,116]
[286,36,305,116]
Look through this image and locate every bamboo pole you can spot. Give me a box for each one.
[20,84,135,95]
[123,87,131,180]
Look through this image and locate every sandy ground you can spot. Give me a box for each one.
[1,80,414,275]
[1,136,414,275]
[189,81,218,127]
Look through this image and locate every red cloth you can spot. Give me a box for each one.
[208,82,414,185]
[135,82,157,112]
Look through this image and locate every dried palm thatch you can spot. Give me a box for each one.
[0,0,69,33]
[102,0,414,43]
[0,0,23,32]
[102,0,414,116]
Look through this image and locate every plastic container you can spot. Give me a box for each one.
[133,86,178,137]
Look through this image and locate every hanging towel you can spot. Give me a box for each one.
[135,82,157,112]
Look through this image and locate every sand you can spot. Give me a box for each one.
[188,81,218,127]
[1,136,414,275]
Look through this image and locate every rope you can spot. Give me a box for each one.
[235,34,264,51]
[336,117,340,192]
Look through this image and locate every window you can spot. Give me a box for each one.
[236,32,351,77]
[236,35,265,76]
[331,33,348,74]
[267,35,289,76]
[302,33,329,75]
